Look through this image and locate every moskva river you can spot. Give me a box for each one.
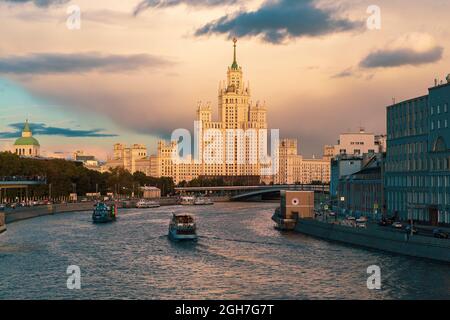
[0,202,449,299]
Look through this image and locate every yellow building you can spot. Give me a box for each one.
[274,139,330,185]
[105,143,148,173]
[158,39,271,184]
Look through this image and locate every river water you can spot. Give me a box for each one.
[0,202,449,299]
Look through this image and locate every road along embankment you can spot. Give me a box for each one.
[295,218,450,263]
[5,202,95,224]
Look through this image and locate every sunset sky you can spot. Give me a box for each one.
[1,0,450,159]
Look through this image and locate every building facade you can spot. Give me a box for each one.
[333,129,384,157]
[105,143,148,174]
[330,129,386,200]
[385,76,450,225]
[273,139,330,185]
[337,154,384,218]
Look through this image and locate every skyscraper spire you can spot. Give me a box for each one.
[231,38,239,70]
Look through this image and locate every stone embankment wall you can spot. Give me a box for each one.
[5,202,95,224]
[295,219,450,263]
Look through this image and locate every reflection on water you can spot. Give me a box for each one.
[0,202,449,300]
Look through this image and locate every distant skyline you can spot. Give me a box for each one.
[1,0,450,159]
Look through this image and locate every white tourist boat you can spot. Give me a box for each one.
[193,197,214,206]
[168,213,198,241]
[180,196,195,205]
[136,199,160,209]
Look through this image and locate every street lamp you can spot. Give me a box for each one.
[340,196,345,216]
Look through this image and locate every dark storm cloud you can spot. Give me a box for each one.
[0,53,173,75]
[195,0,362,44]
[360,46,444,68]
[0,0,68,7]
[133,0,237,16]
[0,123,118,138]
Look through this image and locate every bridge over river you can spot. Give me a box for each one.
[0,176,47,189]
[0,176,47,202]
[175,184,329,201]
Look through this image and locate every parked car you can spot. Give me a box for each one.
[433,229,449,239]
[0,204,5,211]
[329,212,336,217]
[392,222,403,229]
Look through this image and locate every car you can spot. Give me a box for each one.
[433,229,449,239]
[356,222,367,229]
[405,225,418,235]
[329,212,336,217]
[392,222,403,229]
[0,204,5,211]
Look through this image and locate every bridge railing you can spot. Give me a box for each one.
[0,176,47,183]
[175,184,329,193]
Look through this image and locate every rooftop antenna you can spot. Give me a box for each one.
[392,97,396,105]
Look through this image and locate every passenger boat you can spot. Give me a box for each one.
[136,199,160,208]
[180,196,195,205]
[92,202,117,223]
[168,213,197,241]
[193,197,214,206]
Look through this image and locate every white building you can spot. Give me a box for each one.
[333,128,385,157]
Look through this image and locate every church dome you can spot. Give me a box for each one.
[14,120,40,146]
[14,136,40,146]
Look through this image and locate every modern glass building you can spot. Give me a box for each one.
[385,78,450,225]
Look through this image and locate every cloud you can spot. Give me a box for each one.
[360,33,444,69]
[0,53,173,75]
[331,67,354,78]
[133,0,238,16]
[360,46,444,69]
[0,0,68,7]
[195,0,362,44]
[0,123,118,138]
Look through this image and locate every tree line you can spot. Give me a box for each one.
[0,152,175,200]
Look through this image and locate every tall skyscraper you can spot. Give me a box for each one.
[158,39,272,184]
